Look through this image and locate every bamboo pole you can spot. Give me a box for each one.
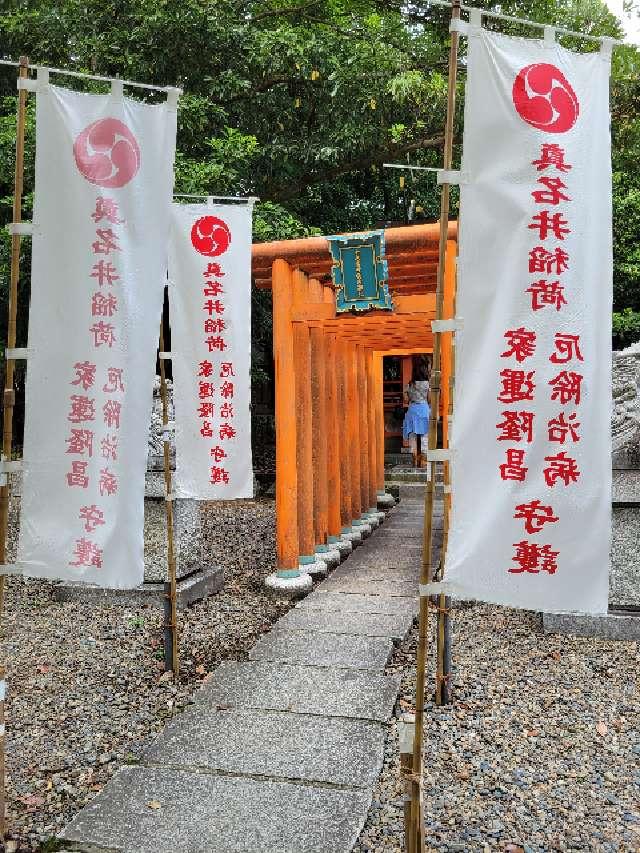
[158,318,179,678]
[409,2,460,849]
[436,240,457,706]
[0,57,29,841]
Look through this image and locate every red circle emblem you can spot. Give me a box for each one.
[512,63,579,134]
[190,216,232,257]
[73,118,140,188]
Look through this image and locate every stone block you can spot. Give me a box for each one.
[611,506,640,608]
[543,610,640,641]
[299,591,417,617]
[61,766,371,853]
[318,574,418,599]
[249,629,393,671]
[195,661,400,722]
[275,607,413,640]
[53,566,223,610]
[143,707,384,788]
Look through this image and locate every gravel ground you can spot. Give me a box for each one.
[355,605,640,853]
[1,498,289,852]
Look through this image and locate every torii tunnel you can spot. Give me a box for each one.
[252,221,458,571]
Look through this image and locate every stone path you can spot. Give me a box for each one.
[60,495,429,853]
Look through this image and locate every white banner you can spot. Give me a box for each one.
[169,203,253,499]
[444,31,612,614]
[19,83,178,588]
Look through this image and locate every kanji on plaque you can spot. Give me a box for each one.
[19,82,178,588]
[169,203,254,499]
[442,28,612,615]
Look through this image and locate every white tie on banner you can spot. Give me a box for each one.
[19,83,178,588]
[169,203,253,500]
[443,30,612,614]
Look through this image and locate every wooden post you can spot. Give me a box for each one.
[292,270,315,562]
[309,280,328,549]
[272,259,299,570]
[409,1,461,850]
[347,342,361,522]
[374,353,385,495]
[357,345,369,514]
[0,57,29,841]
[337,338,352,530]
[325,331,342,539]
[158,320,179,677]
[366,350,378,510]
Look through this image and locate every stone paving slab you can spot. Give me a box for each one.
[329,565,417,583]
[249,629,394,671]
[195,661,401,721]
[61,766,371,853]
[299,591,417,616]
[143,708,384,788]
[275,607,412,640]
[318,575,418,598]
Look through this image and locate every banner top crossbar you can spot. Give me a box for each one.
[421,0,624,47]
[0,57,179,94]
[174,194,259,204]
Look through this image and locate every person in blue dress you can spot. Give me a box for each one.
[403,359,431,468]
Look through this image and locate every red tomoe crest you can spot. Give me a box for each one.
[191,216,232,257]
[512,63,579,134]
[73,118,140,188]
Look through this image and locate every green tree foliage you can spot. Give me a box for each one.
[0,0,638,356]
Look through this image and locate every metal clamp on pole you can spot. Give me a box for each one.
[418,582,448,597]
[449,18,469,35]
[431,318,463,333]
[16,78,38,92]
[0,459,22,487]
[5,348,28,361]
[5,223,33,237]
[600,37,614,58]
[158,351,172,360]
[165,87,182,108]
[436,170,467,186]
[426,449,451,463]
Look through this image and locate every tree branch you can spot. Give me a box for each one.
[265,134,444,202]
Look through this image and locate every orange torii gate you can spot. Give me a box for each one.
[252,222,457,588]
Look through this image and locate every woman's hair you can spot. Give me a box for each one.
[411,358,428,384]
